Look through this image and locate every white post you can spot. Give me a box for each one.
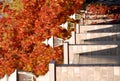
[8,69,17,81]
[69,14,76,20]
[0,74,8,81]
[80,18,84,25]
[76,24,80,34]
[54,37,63,47]
[82,13,86,19]
[71,32,76,44]
[60,22,68,29]
[49,60,56,81]
[63,42,69,64]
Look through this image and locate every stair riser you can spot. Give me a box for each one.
[79,55,120,64]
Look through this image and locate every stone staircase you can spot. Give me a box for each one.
[58,22,120,81]
[32,5,120,81]
[1,10,120,81]
[29,4,120,81]
[61,11,120,80]
[76,24,120,44]
[67,23,120,64]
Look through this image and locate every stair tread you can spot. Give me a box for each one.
[83,19,120,25]
[76,33,120,43]
[79,24,120,33]
[77,41,120,45]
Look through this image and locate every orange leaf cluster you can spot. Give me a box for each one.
[0,0,85,78]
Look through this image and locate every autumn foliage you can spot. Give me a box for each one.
[85,3,120,24]
[0,0,85,78]
[86,3,120,19]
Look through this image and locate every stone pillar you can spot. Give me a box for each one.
[63,42,69,64]
[76,24,80,34]
[71,32,76,44]
[0,74,8,81]
[49,60,56,81]
[80,18,84,25]
[8,70,17,81]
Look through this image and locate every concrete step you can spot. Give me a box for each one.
[68,44,119,64]
[84,19,120,25]
[76,41,120,45]
[85,14,107,19]
[76,33,120,44]
[77,24,120,33]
